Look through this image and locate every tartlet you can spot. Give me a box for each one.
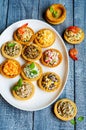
[40,48,62,68]
[13,23,35,45]
[1,59,21,78]
[21,62,42,81]
[22,43,42,61]
[1,41,22,59]
[12,79,35,100]
[54,98,77,121]
[34,28,55,48]
[45,4,66,25]
[64,26,85,44]
[38,72,61,92]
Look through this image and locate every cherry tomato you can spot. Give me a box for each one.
[67,26,80,33]
[69,48,78,60]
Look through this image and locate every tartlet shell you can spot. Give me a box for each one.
[13,27,35,45]
[22,43,42,62]
[45,4,66,25]
[34,28,55,48]
[40,48,62,68]
[38,72,61,92]
[21,62,43,81]
[64,28,85,44]
[1,59,21,78]
[1,41,22,59]
[54,98,77,121]
[12,80,35,101]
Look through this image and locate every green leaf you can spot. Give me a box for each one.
[12,85,20,91]
[70,119,77,125]
[30,70,38,75]
[17,78,22,87]
[49,6,54,13]
[8,42,16,47]
[53,11,58,18]
[29,62,35,70]
[77,116,84,122]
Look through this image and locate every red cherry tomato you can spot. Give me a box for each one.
[69,48,78,60]
[67,26,80,33]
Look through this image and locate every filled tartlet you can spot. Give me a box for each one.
[21,62,42,81]
[22,43,42,61]
[54,98,77,121]
[41,49,62,67]
[1,59,21,78]
[34,28,55,48]
[38,72,61,92]
[64,26,85,44]
[1,41,22,59]
[13,23,34,45]
[45,4,66,25]
[12,78,35,100]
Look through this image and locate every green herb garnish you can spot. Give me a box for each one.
[30,70,38,75]
[70,119,77,125]
[70,116,84,125]
[29,62,35,70]
[49,6,58,18]
[77,116,84,122]
[12,78,23,91]
[8,42,16,47]
[50,6,53,13]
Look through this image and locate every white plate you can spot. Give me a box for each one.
[0,19,69,111]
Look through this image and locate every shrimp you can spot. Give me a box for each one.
[18,23,28,34]
[69,48,78,60]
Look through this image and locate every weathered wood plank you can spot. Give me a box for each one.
[74,0,86,129]
[34,0,75,130]
[0,0,8,33]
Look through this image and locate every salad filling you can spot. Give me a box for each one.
[16,23,33,42]
[23,62,39,78]
[24,44,40,59]
[42,73,59,90]
[65,26,82,42]
[44,50,59,65]
[4,41,20,57]
[57,101,74,118]
[15,81,33,98]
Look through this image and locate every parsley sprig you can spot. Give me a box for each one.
[8,42,16,47]
[12,78,23,91]
[49,6,58,18]
[70,116,84,125]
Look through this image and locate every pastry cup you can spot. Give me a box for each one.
[22,43,42,62]
[12,80,35,101]
[1,59,21,78]
[64,28,85,44]
[21,62,42,81]
[40,48,62,68]
[34,28,55,48]
[1,41,22,59]
[54,98,77,121]
[45,4,66,25]
[13,26,35,45]
[38,72,61,92]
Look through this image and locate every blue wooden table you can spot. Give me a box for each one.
[0,0,86,130]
